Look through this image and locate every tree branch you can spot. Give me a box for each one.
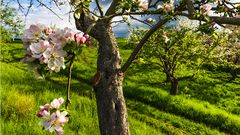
[105,0,120,16]
[95,0,103,16]
[121,17,172,73]
[185,0,195,16]
[36,0,63,20]
[129,15,153,27]
[179,13,240,25]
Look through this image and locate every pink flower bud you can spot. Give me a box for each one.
[84,34,89,39]
[44,28,53,35]
[86,41,91,45]
[37,111,44,117]
[79,37,87,44]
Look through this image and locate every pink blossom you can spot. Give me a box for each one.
[55,126,64,135]
[50,99,62,109]
[79,37,87,44]
[41,46,67,72]
[84,34,89,39]
[201,4,212,14]
[50,97,65,109]
[49,29,68,46]
[63,27,75,41]
[133,0,149,10]
[22,24,43,41]
[58,97,64,104]
[157,0,174,12]
[38,98,68,135]
[86,41,91,45]
[44,28,53,35]
[29,40,50,58]
[163,3,174,12]
[74,33,87,44]
[22,23,90,73]
[37,104,50,117]
[56,110,68,125]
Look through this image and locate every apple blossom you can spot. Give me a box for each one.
[122,15,129,20]
[200,4,212,14]
[44,27,53,35]
[157,0,174,12]
[133,0,148,10]
[50,98,65,109]
[37,98,68,135]
[22,23,90,74]
[29,40,50,58]
[157,5,163,9]
[22,24,44,41]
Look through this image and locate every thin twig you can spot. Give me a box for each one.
[130,15,153,27]
[65,53,75,109]
[36,0,63,20]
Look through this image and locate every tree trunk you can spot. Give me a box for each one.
[164,72,171,82]
[229,69,237,81]
[170,76,178,95]
[93,23,130,135]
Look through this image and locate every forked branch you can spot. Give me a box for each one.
[121,17,172,72]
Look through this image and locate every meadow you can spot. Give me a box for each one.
[1,39,240,135]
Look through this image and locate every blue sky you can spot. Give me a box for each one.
[11,0,239,37]
[11,0,150,37]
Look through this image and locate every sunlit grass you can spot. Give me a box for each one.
[1,41,240,134]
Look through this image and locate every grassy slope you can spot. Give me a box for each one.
[1,41,240,135]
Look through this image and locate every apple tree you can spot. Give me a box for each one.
[16,0,240,134]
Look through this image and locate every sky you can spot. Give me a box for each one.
[11,0,148,37]
[10,0,238,37]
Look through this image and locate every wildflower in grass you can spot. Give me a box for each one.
[22,23,90,76]
[37,98,68,135]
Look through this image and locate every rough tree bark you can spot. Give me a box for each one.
[75,15,130,134]
[93,22,130,135]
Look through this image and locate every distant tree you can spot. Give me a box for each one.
[208,26,240,81]
[0,0,24,42]
[129,24,217,95]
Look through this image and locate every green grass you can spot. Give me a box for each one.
[1,40,240,135]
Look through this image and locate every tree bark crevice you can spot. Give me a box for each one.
[92,22,130,135]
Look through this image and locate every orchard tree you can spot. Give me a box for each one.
[129,26,212,95]
[225,25,240,80]
[16,0,240,134]
[0,0,24,42]
[207,26,240,81]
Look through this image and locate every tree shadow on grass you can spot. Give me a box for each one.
[0,48,24,63]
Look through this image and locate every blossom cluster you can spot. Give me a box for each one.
[133,0,149,10]
[200,4,212,14]
[157,0,174,12]
[37,98,68,135]
[22,24,89,73]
